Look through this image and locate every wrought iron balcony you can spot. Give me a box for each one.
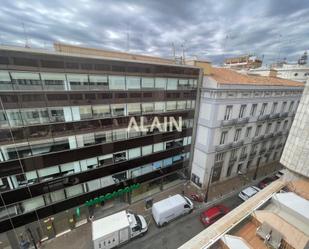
[232,140,244,148]
[257,114,270,121]
[239,154,248,161]
[221,119,237,127]
[269,113,280,119]
[280,112,289,118]
[264,133,274,140]
[252,135,265,142]
[215,142,233,152]
[236,117,249,125]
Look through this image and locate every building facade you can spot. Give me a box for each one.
[281,79,309,178]
[190,66,304,190]
[0,45,200,248]
[224,55,263,69]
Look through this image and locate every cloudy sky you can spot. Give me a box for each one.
[0,0,308,64]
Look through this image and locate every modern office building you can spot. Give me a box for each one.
[190,64,304,191]
[0,44,201,248]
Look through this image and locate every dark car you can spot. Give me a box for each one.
[200,205,230,226]
[258,176,277,189]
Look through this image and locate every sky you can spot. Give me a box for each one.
[0,0,308,65]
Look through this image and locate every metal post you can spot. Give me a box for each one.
[26,229,38,249]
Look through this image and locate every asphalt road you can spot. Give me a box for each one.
[120,194,243,249]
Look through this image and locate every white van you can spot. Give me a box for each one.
[92,211,148,249]
[152,194,194,227]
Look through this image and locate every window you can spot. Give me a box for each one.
[92,105,111,118]
[128,148,141,159]
[226,164,233,177]
[275,121,281,131]
[234,128,241,141]
[241,146,247,156]
[215,152,225,162]
[246,160,252,169]
[142,103,154,113]
[271,102,278,114]
[288,101,294,112]
[141,77,154,88]
[230,149,238,159]
[167,78,178,90]
[127,103,141,115]
[154,102,165,112]
[265,123,272,134]
[126,76,140,90]
[245,127,252,137]
[155,78,166,89]
[109,76,125,90]
[281,102,287,112]
[239,105,246,118]
[283,120,288,130]
[219,131,228,145]
[224,105,233,120]
[250,104,257,116]
[237,163,243,173]
[260,103,267,115]
[255,125,262,136]
[111,104,125,116]
[113,151,127,162]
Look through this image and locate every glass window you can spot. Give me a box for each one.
[127,103,141,115]
[111,104,125,116]
[153,142,164,152]
[128,148,141,159]
[166,101,177,111]
[21,108,49,125]
[60,162,80,175]
[89,75,108,90]
[177,101,186,110]
[79,106,92,120]
[153,161,162,169]
[113,151,127,162]
[142,103,154,113]
[113,129,127,141]
[37,166,60,180]
[141,77,154,88]
[66,185,83,197]
[95,131,112,144]
[0,71,13,90]
[126,76,140,90]
[186,100,192,109]
[155,78,166,89]
[163,157,173,167]
[178,79,189,88]
[22,196,45,213]
[154,102,165,112]
[98,154,113,166]
[142,145,152,155]
[41,73,65,90]
[49,107,65,122]
[93,105,111,118]
[11,72,42,90]
[80,157,98,171]
[167,78,178,90]
[67,74,89,90]
[109,76,125,90]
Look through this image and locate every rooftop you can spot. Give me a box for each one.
[210,67,304,87]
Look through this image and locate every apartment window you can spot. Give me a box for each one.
[250,104,257,116]
[281,102,287,112]
[230,149,238,159]
[283,120,288,130]
[237,163,243,173]
[275,121,281,131]
[260,103,268,115]
[224,105,233,120]
[239,105,246,118]
[234,128,241,141]
[219,131,228,145]
[265,123,272,134]
[288,101,294,112]
[215,152,225,162]
[255,125,262,136]
[245,127,252,137]
[271,102,278,114]
[273,152,278,160]
[240,146,247,155]
[246,160,252,169]
[226,164,233,177]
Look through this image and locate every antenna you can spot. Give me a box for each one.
[22,22,30,48]
[126,24,130,52]
[171,42,176,61]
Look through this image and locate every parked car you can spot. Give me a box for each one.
[200,205,230,226]
[92,211,148,249]
[258,176,277,189]
[152,194,194,227]
[238,186,261,201]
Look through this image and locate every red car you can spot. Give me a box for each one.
[258,176,277,189]
[200,205,230,226]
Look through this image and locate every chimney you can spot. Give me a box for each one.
[269,69,277,77]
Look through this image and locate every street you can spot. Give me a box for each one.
[120,194,243,249]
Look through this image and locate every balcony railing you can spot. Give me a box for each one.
[232,140,244,148]
[229,157,237,164]
[215,142,233,152]
[274,131,283,137]
[257,114,270,121]
[276,143,283,149]
[269,145,275,150]
[269,113,280,119]
[252,135,264,142]
[259,148,266,155]
[239,154,247,161]
[280,112,289,118]
[264,133,274,140]
[249,151,257,158]
[221,119,237,127]
[236,117,249,125]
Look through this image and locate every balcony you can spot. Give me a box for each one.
[249,151,257,158]
[280,112,289,118]
[274,131,283,137]
[276,143,283,149]
[264,133,274,140]
[236,117,249,125]
[252,135,264,142]
[229,157,237,164]
[259,148,266,155]
[269,145,275,150]
[269,113,280,119]
[215,142,233,152]
[257,114,270,121]
[221,119,237,127]
[239,154,247,161]
[232,140,244,148]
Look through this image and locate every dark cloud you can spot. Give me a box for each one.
[0,0,308,64]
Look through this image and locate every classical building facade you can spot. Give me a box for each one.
[0,45,201,248]
[191,66,304,190]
